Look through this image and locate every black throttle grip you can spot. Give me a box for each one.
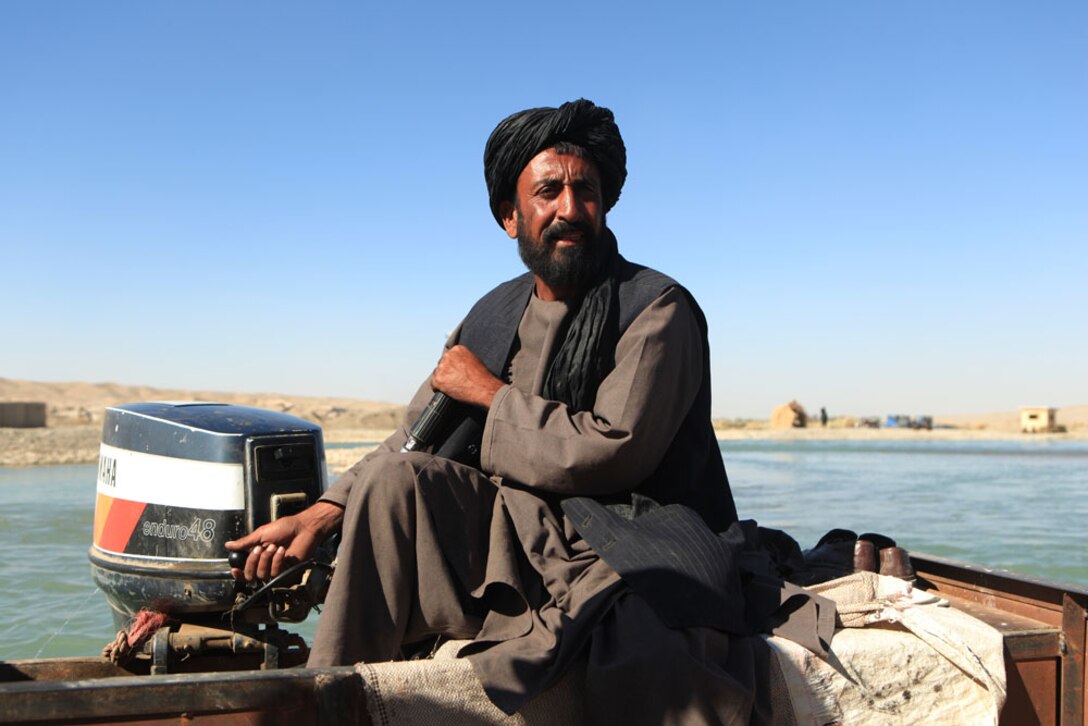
[227,550,248,570]
[401,392,455,452]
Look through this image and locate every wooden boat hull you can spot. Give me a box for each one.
[0,664,363,725]
[2,553,1085,725]
[912,553,1086,725]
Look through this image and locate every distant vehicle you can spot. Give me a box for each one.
[885,414,932,430]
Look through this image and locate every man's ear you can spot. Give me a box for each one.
[499,201,518,239]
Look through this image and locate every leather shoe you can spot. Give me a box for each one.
[879,546,915,580]
[853,539,878,572]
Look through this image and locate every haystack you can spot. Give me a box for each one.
[770,400,807,429]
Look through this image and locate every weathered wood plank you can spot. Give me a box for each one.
[0,666,368,726]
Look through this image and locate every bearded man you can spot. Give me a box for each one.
[227,99,771,722]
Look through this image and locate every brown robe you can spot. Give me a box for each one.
[309,288,760,721]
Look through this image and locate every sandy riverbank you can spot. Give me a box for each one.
[2,378,1085,470]
[3,421,1085,472]
[712,426,1088,441]
[0,377,409,469]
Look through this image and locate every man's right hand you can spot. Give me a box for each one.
[224,500,344,582]
[432,344,504,410]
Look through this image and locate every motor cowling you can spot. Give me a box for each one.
[89,402,328,624]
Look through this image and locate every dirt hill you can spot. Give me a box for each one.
[0,377,406,431]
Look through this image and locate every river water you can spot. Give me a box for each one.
[1,438,1085,660]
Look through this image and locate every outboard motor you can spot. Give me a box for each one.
[88,402,332,672]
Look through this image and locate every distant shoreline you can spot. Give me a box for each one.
[712,426,1088,441]
[2,424,1084,471]
[3,377,1085,469]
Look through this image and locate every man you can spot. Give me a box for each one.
[226,99,742,718]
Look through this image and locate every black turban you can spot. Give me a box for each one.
[484,99,627,227]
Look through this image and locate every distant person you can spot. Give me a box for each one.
[820,406,828,427]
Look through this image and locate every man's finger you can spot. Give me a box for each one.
[255,543,277,580]
[243,546,264,582]
[270,546,286,578]
[225,531,260,551]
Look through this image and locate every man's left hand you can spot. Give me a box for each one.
[433,345,504,410]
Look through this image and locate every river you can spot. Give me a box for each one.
[1,438,1085,660]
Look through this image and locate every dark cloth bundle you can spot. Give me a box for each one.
[541,229,620,413]
[562,495,837,658]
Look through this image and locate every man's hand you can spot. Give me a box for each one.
[432,344,504,410]
[224,501,344,582]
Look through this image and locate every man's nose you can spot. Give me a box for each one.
[556,186,583,220]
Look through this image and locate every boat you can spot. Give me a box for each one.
[1,553,1084,725]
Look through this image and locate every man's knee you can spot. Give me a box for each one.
[341,450,431,511]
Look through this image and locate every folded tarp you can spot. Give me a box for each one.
[768,572,1006,725]
[353,572,1005,725]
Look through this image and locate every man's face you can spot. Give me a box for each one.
[501,147,606,296]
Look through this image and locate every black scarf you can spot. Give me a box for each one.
[541,229,620,413]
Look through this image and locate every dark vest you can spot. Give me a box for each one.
[436,256,737,532]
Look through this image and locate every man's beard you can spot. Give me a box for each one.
[517,216,605,292]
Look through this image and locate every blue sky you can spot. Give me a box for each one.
[2,2,1085,419]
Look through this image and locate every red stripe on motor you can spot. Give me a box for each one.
[98,497,148,553]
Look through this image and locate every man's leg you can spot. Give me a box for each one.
[307,451,495,666]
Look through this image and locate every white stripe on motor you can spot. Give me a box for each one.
[98,443,245,510]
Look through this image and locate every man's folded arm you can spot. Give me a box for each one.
[480,287,703,495]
